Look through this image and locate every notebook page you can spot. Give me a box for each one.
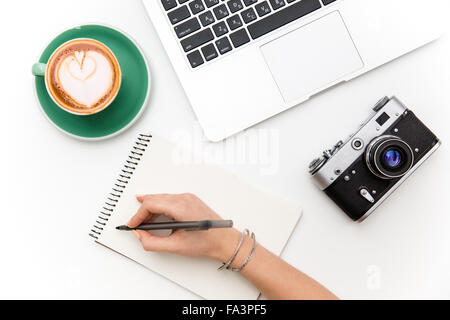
[96,135,302,300]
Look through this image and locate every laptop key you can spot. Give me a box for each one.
[212,21,229,37]
[229,28,250,48]
[179,0,190,3]
[204,0,219,8]
[168,5,191,25]
[243,0,257,6]
[187,50,204,68]
[241,7,257,24]
[322,0,336,5]
[227,0,244,13]
[269,0,285,10]
[201,43,219,61]
[248,0,322,39]
[174,17,201,38]
[213,4,230,20]
[189,0,206,15]
[255,1,271,17]
[180,28,214,52]
[216,37,233,54]
[161,0,178,11]
[226,14,243,31]
[199,11,215,27]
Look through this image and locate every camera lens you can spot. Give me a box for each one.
[382,149,402,169]
[365,136,414,179]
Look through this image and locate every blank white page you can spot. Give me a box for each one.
[93,135,302,300]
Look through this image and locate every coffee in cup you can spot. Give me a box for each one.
[33,38,122,115]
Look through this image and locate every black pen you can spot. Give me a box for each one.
[116,220,233,231]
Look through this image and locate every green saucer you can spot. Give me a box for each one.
[33,24,150,140]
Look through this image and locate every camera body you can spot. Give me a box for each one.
[309,97,441,222]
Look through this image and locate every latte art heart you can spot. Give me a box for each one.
[59,50,113,107]
[74,51,85,65]
[67,51,97,81]
[47,39,121,114]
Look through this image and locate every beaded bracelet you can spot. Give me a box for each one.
[217,229,248,271]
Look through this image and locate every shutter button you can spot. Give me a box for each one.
[360,188,375,203]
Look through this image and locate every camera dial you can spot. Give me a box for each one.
[365,135,414,179]
[309,141,344,174]
[309,157,327,174]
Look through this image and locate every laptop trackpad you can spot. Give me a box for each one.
[261,11,363,103]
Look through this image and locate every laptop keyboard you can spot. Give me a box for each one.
[161,0,338,68]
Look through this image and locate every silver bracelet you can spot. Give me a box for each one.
[230,231,256,272]
[217,229,248,271]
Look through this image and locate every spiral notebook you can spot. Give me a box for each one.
[89,134,302,300]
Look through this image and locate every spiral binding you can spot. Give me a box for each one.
[89,134,152,240]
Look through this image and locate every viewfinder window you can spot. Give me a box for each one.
[376,112,390,126]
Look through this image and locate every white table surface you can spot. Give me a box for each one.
[1,0,449,299]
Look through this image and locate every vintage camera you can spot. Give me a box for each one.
[309,97,441,222]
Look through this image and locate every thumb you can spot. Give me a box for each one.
[132,230,177,253]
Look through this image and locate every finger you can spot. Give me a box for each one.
[136,193,172,203]
[136,194,182,219]
[127,203,153,228]
[128,198,173,228]
[133,230,179,253]
[143,214,158,223]
[131,213,157,226]
[129,194,179,227]
[127,195,163,228]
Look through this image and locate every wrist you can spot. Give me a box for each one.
[208,228,242,262]
[226,232,254,270]
[208,228,254,271]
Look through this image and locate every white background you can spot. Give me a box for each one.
[0,0,449,299]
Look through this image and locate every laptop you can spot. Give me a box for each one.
[143,0,443,141]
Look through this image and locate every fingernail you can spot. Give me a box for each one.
[136,194,144,199]
[132,230,141,240]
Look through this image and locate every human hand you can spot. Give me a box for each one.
[127,193,241,261]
